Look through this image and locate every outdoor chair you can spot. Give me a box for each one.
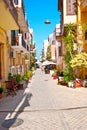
[10,78,18,90]
[5,80,17,96]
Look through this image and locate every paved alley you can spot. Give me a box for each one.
[1,69,87,130]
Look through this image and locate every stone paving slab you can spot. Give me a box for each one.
[63,108,87,130]
[8,111,64,130]
[1,108,87,130]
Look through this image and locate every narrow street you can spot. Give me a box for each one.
[1,69,87,130]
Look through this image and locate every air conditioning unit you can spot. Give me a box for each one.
[10,51,16,58]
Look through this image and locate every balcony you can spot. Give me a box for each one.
[11,33,30,54]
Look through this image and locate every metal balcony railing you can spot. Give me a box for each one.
[11,32,30,53]
[22,37,26,49]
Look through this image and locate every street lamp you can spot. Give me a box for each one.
[44,19,51,24]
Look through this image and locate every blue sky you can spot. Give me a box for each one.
[24,0,60,60]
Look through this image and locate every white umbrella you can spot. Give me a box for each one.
[35,61,40,64]
[42,60,49,66]
[48,61,56,65]
[42,60,56,66]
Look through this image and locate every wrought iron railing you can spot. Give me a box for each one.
[22,37,26,49]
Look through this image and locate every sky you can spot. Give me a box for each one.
[24,0,60,60]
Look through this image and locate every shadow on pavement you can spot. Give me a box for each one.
[0,84,32,130]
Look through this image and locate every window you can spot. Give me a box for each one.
[11,30,15,45]
[59,46,62,56]
[25,33,27,39]
[66,0,76,15]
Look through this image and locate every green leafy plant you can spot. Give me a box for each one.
[46,45,51,60]
[8,73,13,80]
[16,74,22,84]
[22,75,28,81]
[63,67,74,82]
[26,70,32,79]
[63,23,76,67]
[0,87,3,93]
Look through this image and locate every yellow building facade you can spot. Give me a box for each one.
[76,0,87,77]
[0,0,31,85]
[0,0,19,82]
[0,28,8,80]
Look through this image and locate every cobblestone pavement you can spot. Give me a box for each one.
[1,69,87,129]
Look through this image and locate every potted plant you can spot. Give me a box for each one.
[0,87,3,98]
[22,75,28,86]
[58,71,64,84]
[22,75,28,81]
[26,70,32,80]
[62,23,75,86]
[63,67,74,87]
[16,74,23,89]
[8,73,13,80]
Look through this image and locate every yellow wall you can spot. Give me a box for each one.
[0,28,7,44]
[81,12,87,23]
[0,27,8,80]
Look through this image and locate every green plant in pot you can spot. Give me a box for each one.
[22,75,28,84]
[0,87,3,98]
[16,74,23,90]
[22,75,28,81]
[26,70,32,80]
[63,67,74,87]
[16,74,22,84]
[8,73,13,80]
[62,23,76,87]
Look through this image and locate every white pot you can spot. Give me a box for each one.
[68,81,73,87]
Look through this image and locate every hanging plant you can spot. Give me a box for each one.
[63,23,76,67]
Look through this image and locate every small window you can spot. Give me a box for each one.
[25,33,27,39]
[85,32,87,40]
[59,46,62,56]
[67,0,76,15]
